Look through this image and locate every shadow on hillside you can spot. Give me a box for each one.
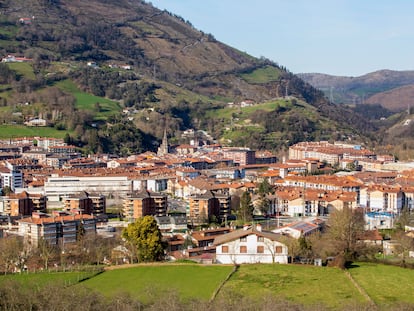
[346,263,360,269]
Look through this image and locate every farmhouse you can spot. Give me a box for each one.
[214,224,289,264]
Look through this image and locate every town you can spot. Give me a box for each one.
[0,134,412,268]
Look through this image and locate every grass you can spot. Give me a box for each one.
[240,65,282,84]
[220,264,366,309]
[55,80,121,118]
[207,99,287,120]
[0,125,71,139]
[2,263,414,308]
[0,270,99,288]
[349,262,414,306]
[7,63,36,80]
[82,264,233,302]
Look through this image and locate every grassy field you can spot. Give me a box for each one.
[0,270,99,288]
[82,264,233,302]
[55,80,121,118]
[220,264,366,309]
[240,65,282,84]
[7,62,36,80]
[0,125,71,139]
[349,262,414,306]
[206,100,287,120]
[2,263,414,309]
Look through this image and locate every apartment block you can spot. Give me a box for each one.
[122,190,167,222]
[18,212,96,247]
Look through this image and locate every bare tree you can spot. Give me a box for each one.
[326,207,365,267]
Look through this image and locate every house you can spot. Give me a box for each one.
[214,224,289,264]
[357,229,383,246]
[18,17,32,25]
[272,220,322,239]
[365,212,394,230]
[1,55,32,63]
[25,118,47,127]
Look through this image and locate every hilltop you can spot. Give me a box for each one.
[298,70,414,111]
[0,0,379,154]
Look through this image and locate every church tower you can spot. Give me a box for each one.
[157,128,169,156]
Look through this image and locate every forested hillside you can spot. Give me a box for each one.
[0,0,377,155]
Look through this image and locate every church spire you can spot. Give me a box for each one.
[157,128,169,156]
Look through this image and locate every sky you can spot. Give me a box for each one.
[148,0,414,77]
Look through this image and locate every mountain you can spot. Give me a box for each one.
[0,0,377,154]
[298,70,414,112]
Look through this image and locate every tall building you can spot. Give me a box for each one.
[63,191,106,215]
[122,190,168,222]
[0,191,47,217]
[189,191,231,224]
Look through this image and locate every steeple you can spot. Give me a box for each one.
[157,128,169,156]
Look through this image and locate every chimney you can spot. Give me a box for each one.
[256,223,262,232]
[243,224,250,230]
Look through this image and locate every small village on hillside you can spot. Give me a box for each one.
[1,132,413,267]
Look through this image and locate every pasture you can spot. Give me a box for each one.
[1,262,414,309]
[0,125,70,139]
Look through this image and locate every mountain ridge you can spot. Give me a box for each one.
[0,0,379,154]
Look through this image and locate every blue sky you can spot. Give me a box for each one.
[148,0,414,77]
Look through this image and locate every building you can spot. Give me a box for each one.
[17,212,96,247]
[44,175,132,200]
[157,129,170,156]
[0,167,23,191]
[63,191,106,215]
[0,191,46,217]
[122,190,168,222]
[214,224,289,264]
[188,191,231,224]
[222,148,256,166]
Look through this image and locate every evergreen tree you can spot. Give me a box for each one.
[122,216,164,262]
[238,191,254,223]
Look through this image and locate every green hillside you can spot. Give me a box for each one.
[0,0,384,155]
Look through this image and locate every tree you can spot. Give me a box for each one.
[238,191,254,223]
[326,207,365,267]
[258,179,272,197]
[122,216,164,262]
[37,238,57,270]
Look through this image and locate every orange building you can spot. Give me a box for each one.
[122,190,167,222]
[2,191,46,216]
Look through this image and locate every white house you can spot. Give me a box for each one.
[214,224,289,264]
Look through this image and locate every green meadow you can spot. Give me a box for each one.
[220,264,366,309]
[0,125,71,139]
[349,262,414,306]
[82,264,233,302]
[2,263,414,309]
[0,270,100,288]
[55,79,121,119]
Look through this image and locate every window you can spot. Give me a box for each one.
[257,246,264,253]
[240,236,247,242]
[240,246,247,253]
[275,246,283,254]
[257,236,264,242]
[221,245,229,253]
